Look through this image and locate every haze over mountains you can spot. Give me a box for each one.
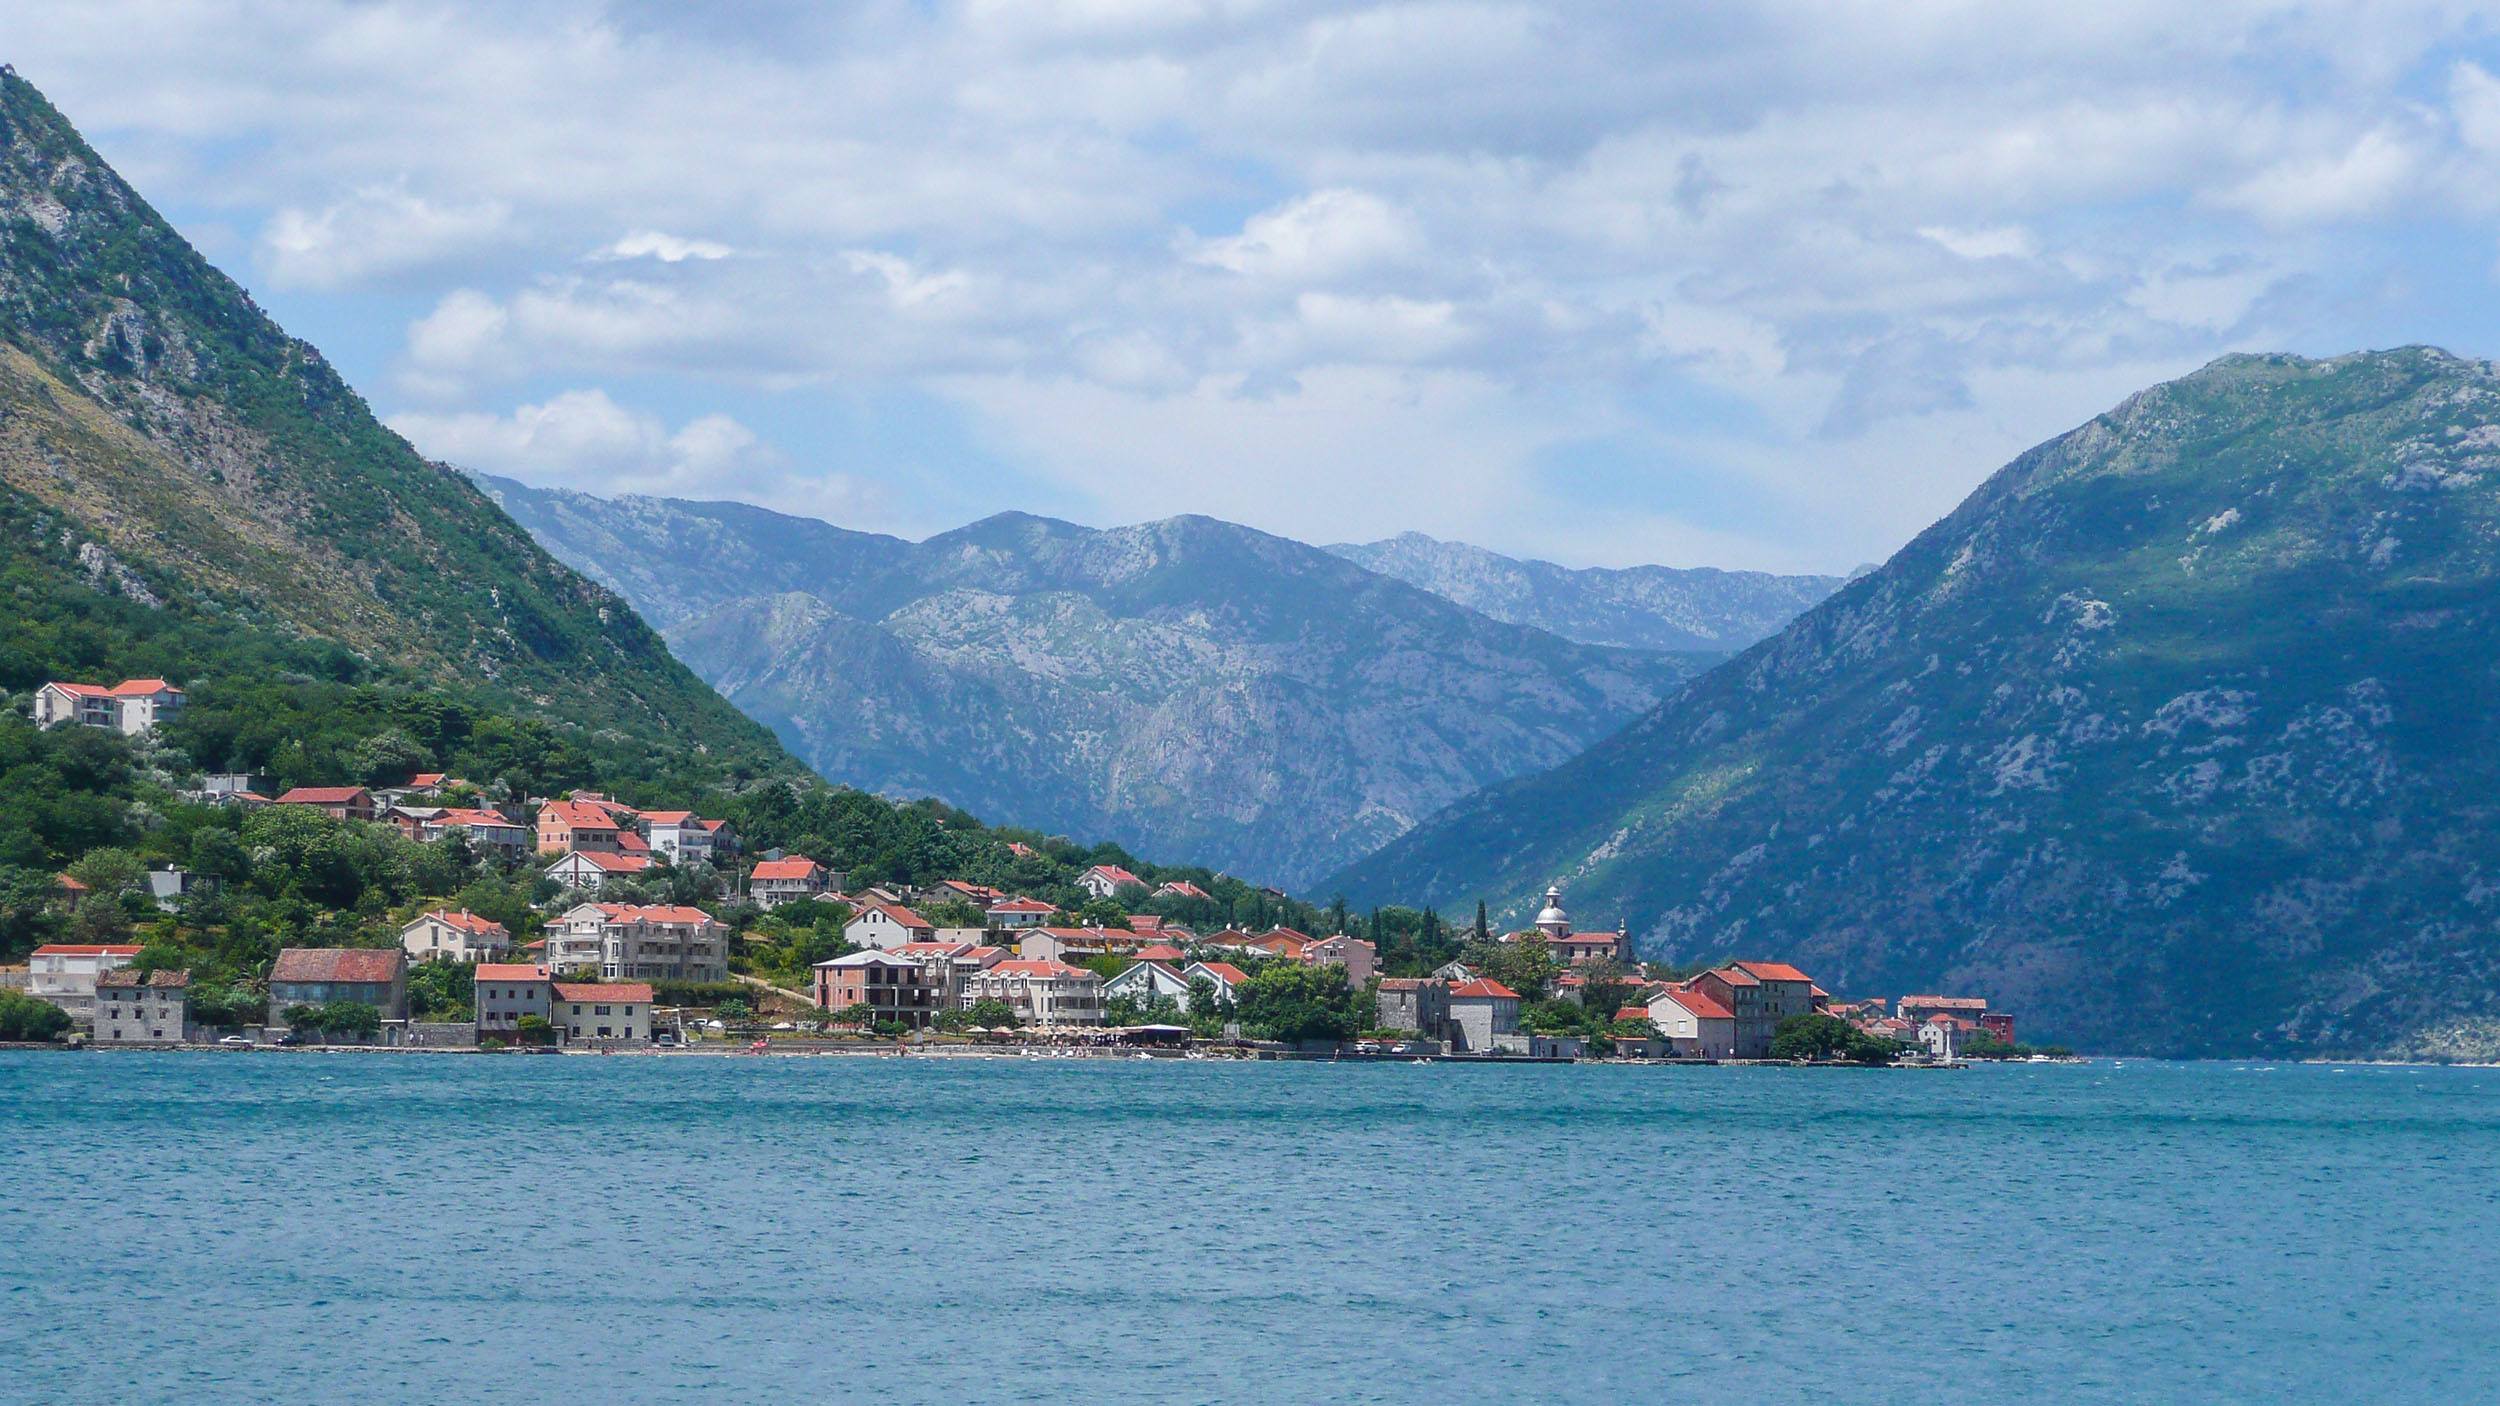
[482,479,1835,888]
[1329,533,1847,653]
[1338,348,2500,1058]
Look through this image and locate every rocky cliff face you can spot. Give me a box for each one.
[0,71,790,773]
[481,484,1704,887]
[1327,533,1844,652]
[1334,349,2500,1057]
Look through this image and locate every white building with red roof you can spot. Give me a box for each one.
[398,909,513,963]
[1076,864,1145,900]
[546,903,727,982]
[958,958,1105,1025]
[551,980,654,1043]
[1103,959,1195,1011]
[27,942,142,1019]
[473,962,552,1039]
[845,900,935,950]
[984,895,1056,929]
[546,850,656,893]
[1303,934,1376,987]
[1448,978,1522,1052]
[1184,960,1252,1007]
[1645,987,1738,1059]
[421,807,530,855]
[749,856,837,909]
[32,678,185,734]
[536,799,624,856]
[1154,879,1212,901]
[643,811,733,866]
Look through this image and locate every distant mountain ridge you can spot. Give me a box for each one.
[1328,532,1845,652]
[1333,348,2500,1058]
[479,479,1712,887]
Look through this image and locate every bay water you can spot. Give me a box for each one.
[4,1052,2495,1403]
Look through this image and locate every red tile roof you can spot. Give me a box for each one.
[475,963,546,982]
[34,943,140,956]
[855,900,933,930]
[54,874,88,891]
[275,786,370,805]
[108,678,178,696]
[1735,961,1815,984]
[432,808,519,829]
[595,904,717,925]
[1191,961,1250,985]
[410,773,447,787]
[1704,966,1760,986]
[1614,1005,1653,1023]
[416,909,509,937]
[553,981,653,1003]
[750,857,823,882]
[1450,978,1521,1000]
[538,800,622,830]
[47,682,112,696]
[1659,988,1734,1021]
[270,947,404,984]
[1084,864,1144,886]
[890,942,976,958]
[640,810,696,825]
[987,959,1093,979]
[1156,880,1211,899]
[1135,944,1186,962]
[986,897,1056,913]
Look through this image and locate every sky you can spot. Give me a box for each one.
[13,1,2500,572]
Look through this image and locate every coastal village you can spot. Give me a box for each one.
[8,677,2033,1063]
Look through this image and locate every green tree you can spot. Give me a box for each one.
[1233,962,1358,1045]
[319,1000,382,1040]
[0,987,72,1041]
[406,960,475,1021]
[964,997,1016,1029]
[1461,934,1561,1002]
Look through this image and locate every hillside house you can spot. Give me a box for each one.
[749,856,836,909]
[984,896,1055,929]
[1155,880,1211,901]
[535,799,624,856]
[546,850,655,893]
[1303,934,1376,987]
[273,786,376,822]
[33,679,185,734]
[423,808,531,856]
[1184,961,1251,1008]
[643,812,733,866]
[399,909,513,964]
[1076,864,1145,900]
[845,900,935,950]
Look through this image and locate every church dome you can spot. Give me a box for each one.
[1534,885,1569,932]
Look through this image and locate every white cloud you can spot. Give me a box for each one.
[1188,188,1423,283]
[259,185,509,290]
[595,231,733,263]
[387,388,884,521]
[11,0,2500,569]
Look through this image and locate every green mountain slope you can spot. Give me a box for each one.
[1327,532,1846,652]
[0,68,789,780]
[1333,349,2500,1057]
[480,479,1705,887]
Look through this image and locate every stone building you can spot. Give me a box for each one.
[267,948,408,1026]
[93,969,190,1044]
[1374,977,1451,1042]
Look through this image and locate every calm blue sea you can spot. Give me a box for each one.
[3,1053,2496,1404]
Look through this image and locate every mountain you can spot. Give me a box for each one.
[1333,348,2500,1058]
[0,69,795,788]
[478,480,1704,887]
[1328,532,1846,652]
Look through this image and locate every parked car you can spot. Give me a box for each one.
[217,1035,253,1048]
[275,1031,306,1047]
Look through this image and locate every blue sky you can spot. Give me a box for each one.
[14,1,2500,571]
